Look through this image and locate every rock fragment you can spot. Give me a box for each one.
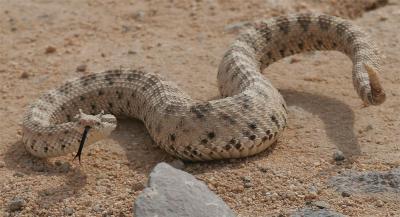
[134,162,236,217]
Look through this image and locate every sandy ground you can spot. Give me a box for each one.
[0,0,399,216]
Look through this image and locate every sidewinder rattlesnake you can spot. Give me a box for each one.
[22,13,386,161]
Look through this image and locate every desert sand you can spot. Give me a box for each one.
[0,0,399,216]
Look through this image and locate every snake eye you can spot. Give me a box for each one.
[95,122,101,126]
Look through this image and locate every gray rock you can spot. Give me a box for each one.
[291,207,346,217]
[333,150,345,161]
[330,167,400,194]
[134,162,236,217]
[9,196,25,212]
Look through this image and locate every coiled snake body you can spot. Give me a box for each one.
[22,14,385,161]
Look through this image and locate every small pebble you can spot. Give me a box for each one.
[168,159,185,170]
[365,124,373,131]
[76,64,87,72]
[132,11,145,21]
[312,201,330,209]
[102,210,113,217]
[128,50,137,55]
[63,207,74,216]
[9,196,25,212]
[243,182,254,188]
[19,72,29,79]
[333,150,345,162]
[258,165,269,173]
[379,16,388,21]
[92,203,103,213]
[304,192,317,201]
[308,185,318,194]
[241,176,252,182]
[375,200,384,207]
[290,57,301,64]
[0,161,5,168]
[341,191,351,197]
[45,46,56,54]
[13,172,24,178]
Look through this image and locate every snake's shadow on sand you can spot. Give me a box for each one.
[280,89,361,157]
[3,141,87,210]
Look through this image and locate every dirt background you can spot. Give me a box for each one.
[0,0,399,216]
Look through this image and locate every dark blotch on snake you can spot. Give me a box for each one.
[297,13,312,32]
[262,136,268,142]
[298,41,305,50]
[276,16,290,34]
[271,115,280,129]
[190,103,212,119]
[169,133,176,141]
[235,142,242,149]
[318,14,332,31]
[230,139,238,144]
[249,123,257,129]
[224,144,232,151]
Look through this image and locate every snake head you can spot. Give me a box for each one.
[74,109,117,138]
[72,109,117,162]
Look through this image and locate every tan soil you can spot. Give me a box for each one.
[0,0,399,216]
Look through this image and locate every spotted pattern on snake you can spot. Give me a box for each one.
[22,13,386,161]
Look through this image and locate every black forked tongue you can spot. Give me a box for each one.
[74,126,91,163]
